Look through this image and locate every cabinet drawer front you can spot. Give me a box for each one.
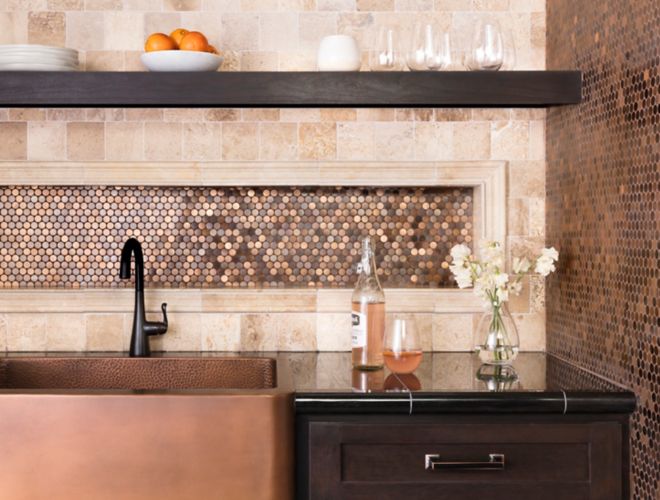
[306,420,622,500]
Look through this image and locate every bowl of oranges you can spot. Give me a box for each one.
[141,29,222,72]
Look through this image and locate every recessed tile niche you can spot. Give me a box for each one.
[0,185,473,289]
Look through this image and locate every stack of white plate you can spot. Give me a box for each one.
[0,45,79,71]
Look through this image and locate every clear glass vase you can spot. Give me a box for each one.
[475,303,519,365]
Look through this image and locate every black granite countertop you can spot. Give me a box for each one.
[280,352,636,415]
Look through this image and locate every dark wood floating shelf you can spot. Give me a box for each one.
[0,70,581,108]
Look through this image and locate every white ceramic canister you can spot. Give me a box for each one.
[317,35,361,71]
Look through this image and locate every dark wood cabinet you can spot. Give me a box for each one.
[296,414,629,500]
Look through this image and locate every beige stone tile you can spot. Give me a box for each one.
[0,315,6,352]
[0,122,27,160]
[298,12,337,50]
[144,122,182,161]
[84,50,124,71]
[241,0,278,9]
[48,0,84,9]
[357,0,394,10]
[6,314,48,351]
[280,109,320,122]
[260,12,297,51]
[201,0,240,10]
[143,13,181,40]
[67,122,105,160]
[279,0,315,10]
[511,108,546,120]
[507,276,530,314]
[201,314,241,351]
[529,274,545,313]
[240,51,279,70]
[471,108,511,121]
[396,108,434,122]
[44,313,86,351]
[259,122,298,160]
[28,11,65,46]
[318,0,356,10]
[240,314,279,351]
[85,314,126,351]
[8,109,46,121]
[508,236,545,261]
[150,313,202,351]
[278,313,317,351]
[336,122,374,160]
[221,13,259,51]
[28,122,66,161]
[509,0,544,11]
[316,313,351,351]
[434,109,471,121]
[104,12,144,51]
[7,0,48,9]
[373,122,414,160]
[85,0,122,8]
[321,109,357,121]
[183,122,222,161]
[395,0,433,10]
[125,109,163,121]
[106,122,144,161]
[491,120,529,160]
[179,12,223,47]
[528,197,544,237]
[356,108,394,121]
[222,122,258,160]
[66,11,104,50]
[277,50,316,70]
[472,0,509,10]
[47,108,84,121]
[0,11,28,44]
[414,122,452,160]
[336,12,373,49]
[205,109,240,121]
[507,198,529,236]
[452,122,490,160]
[513,311,545,351]
[528,119,545,160]
[299,122,336,160]
[164,0,201,10]
[508,160,545,198]
[432,313,474,351]
[242,109,280,121]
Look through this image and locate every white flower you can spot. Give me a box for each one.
[541,247,559,261]
[535,257,556,277]
[508,280,523,295]
[450,244,471,265]
[452,267,473,288]
[512,257,531,274]
[496,287,509,302]
[494,273,509,288]
[479,240,504,269]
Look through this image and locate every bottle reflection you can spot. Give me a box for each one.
[351,368,384,393]
[475,364,519,392]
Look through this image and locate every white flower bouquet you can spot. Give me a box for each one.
[449,241,559,364]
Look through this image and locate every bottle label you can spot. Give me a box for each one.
[351,311,366,348]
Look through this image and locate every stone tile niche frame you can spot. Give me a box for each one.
[0,161,505,316]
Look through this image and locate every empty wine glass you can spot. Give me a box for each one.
[383,317,422,374]
[464,19,504,71]
[370,26,402,71]
[406,23,452,71]
[501,28,517,70]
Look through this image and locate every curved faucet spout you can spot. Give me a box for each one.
[119,237,168,357]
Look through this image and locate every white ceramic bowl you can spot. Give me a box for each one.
[0,44,78,57]
[140,50,223,72]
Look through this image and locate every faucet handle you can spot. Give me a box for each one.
[145,303,168,336]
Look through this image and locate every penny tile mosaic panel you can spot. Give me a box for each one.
[547,0,659,497]
[0,186,473,289]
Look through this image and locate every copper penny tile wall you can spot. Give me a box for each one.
[0,186,472,289]
[546,0,659,497]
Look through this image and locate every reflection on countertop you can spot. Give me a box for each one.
[281,352,628,394]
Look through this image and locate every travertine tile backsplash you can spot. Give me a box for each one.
[0,0,546,352]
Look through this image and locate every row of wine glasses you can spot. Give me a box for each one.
[371,20,515,71]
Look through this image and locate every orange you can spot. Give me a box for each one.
[207,44,219,55]
[179,31,209,52]
[145,33,177,52]
[169,28,189,48]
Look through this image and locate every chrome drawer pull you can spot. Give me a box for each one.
[425,453,505,471]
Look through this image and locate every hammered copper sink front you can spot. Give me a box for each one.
[0,356,294,500]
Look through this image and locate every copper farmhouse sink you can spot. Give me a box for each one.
[0,355,294,500]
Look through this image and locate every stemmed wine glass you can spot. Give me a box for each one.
[370,26,402,71]
[406,23,452,71]
[464,19,504,71]
[383,317,422,374]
